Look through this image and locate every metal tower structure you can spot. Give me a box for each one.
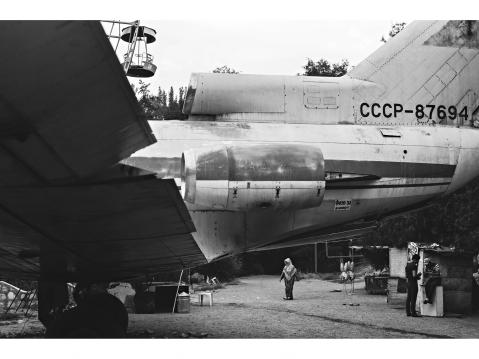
[102,20,157,78]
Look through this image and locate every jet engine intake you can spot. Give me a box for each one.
[181,144,325,210]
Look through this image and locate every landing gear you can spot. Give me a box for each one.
[38,281,128,338]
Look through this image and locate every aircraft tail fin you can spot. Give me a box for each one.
[348,20,479,126]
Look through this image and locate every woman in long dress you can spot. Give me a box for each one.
[280,258,297,300]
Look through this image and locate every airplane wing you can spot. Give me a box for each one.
[0,21,155,185]
[0,173,205,282]
[0,21,206,281]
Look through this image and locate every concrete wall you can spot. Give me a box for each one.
[389,247,408,278]
[387,278,407,305]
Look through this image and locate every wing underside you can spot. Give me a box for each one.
[0,176,206,281]
[0,21,155,186]
[0,21,206,281]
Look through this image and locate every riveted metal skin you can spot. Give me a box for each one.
[181,144,325,211]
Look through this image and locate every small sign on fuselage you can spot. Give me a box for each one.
[334,199,352,211]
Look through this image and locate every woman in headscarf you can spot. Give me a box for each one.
[280,258,297,300]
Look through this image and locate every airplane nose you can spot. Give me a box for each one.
[446,129,479,194]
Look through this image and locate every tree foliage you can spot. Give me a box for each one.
[212,65,240,74]
[132,81,188,120]
[300,58,349,77]
[389,22,406,38]
[369,176,479,251]
[381,22,406,43]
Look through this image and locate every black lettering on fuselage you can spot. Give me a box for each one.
[394,103,403,117]
[360,103,369,117]
[371,103,381,118]
[383,103,392,118]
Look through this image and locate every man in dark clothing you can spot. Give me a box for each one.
[405,254,422,317]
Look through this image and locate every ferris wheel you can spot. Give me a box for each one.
[102,20,157,78]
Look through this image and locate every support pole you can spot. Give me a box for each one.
[123,21,140,74]
[314,243,318,273]
[172,269,184,314]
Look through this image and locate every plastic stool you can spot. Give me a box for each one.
[197,291,213,307]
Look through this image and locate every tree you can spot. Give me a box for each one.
[213,65,240,74]
[167,86,175,110]
[158,87,167,108]
[137,80,162,121]
[133,83,188,121]
[300,58,349,77]
[138,80,151,98]
[389,22,406,38]
[178,86,186,111]
[372,175,479,251]
[381,22,406,43]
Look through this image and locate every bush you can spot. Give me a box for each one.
[190,272,204,284]
[194,255,243,282]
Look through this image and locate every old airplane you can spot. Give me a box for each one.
[1,20,478,335]
[125,20,479,259]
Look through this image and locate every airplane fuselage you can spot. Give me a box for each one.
[128,120,479,261]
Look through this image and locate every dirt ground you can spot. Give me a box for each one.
[126,275,479,338]
[2,275,479,338]
[0,314,44,338]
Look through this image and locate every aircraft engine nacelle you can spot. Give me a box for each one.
[181,144,325,211]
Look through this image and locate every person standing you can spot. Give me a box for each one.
[280,258,297,300]
[405,254,422,317]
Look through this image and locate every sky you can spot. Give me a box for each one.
[106,20,394,94]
